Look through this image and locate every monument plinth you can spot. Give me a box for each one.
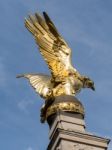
[47,97,110,150]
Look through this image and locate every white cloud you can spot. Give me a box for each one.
[17,96,36,113]
[26,147,33,150]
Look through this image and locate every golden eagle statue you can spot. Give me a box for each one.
[17,12,95,122]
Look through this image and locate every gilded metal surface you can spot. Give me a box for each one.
[46,102,84,119]
[17,12,95,99]
[17,11,95,122]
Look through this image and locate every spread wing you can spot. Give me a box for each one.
[25,12,76,82]
[17,74,53,99]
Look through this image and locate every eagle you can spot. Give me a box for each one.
[17,12,95,101]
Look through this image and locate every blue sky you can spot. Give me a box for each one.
[0,0,112,150]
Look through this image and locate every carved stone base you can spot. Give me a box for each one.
[47,111,110,150]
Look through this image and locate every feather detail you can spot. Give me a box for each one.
[17,74,53,99]
[24,12,77,81]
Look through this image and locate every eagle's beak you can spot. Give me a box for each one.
[91,85,95,91]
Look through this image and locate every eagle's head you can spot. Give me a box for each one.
[82,76,95,91]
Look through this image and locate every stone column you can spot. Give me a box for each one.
[46,96,110,150]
